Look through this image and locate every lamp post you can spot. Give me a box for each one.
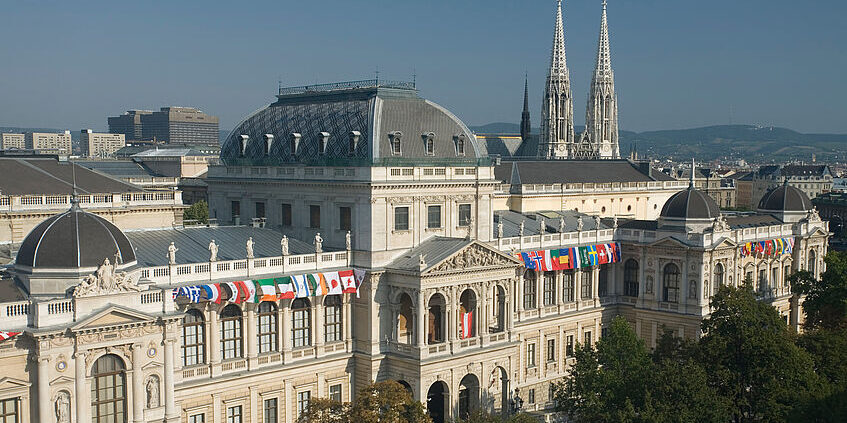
[510,388,524,415]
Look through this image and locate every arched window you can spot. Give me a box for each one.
[663,263,680,303]
[220,305,243,359]
[257,302,278,354]
[624,259,639,297]
[542,272,556,306]
[428,294,445,344]
[324,296,343,343]
[91,354,127,423]
[807,250,817,275]
[182,309,205,366]
[292,298,312,348]
[713,263,724,296]
[389,131,402,156]
[455,135,466,156]
[523,271,537,310]
[459,289,477,339]
[491,285,506,333]
[397,294,413,344]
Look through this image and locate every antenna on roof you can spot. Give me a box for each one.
[375,67,380,84]
[412,67,416,89]
[689,158,695,189]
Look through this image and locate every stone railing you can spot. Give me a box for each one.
[142,251,350,286]
[499,180,689,195]
[0,191,183,212]
[493,229,616,252]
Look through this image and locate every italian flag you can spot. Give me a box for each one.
[339,270,357,294]
[256,278,277,302]
[276,277,296,299]
[308,273,329,296]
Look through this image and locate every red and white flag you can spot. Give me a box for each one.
[339,270,357,294]
[0,331,20,342]
[461,312,473,339]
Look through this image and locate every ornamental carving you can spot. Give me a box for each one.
[73,258,139,298]
[432,245,510,272]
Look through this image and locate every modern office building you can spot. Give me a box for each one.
[80,129,126,157]
[108,110,152,141]
[25,131,72,155]
[0,133,25,150]
[109,107,219,146]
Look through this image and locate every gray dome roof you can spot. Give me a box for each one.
[758,184,811,212]
[16,206,136,269]
[220,82,484,165]
[660,187,721,220]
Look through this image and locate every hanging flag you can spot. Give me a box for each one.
[352,268,367,297]
[568,248,580,269]
[461,311,473,339]
[171,288,179,300]
[201,284,222,304]
[339,270,357,294]
[520,252,537,270]
[551,249,567,270]
[786,238,794,254]
[597,244,609,264]
[578,247,591,268]
[276,276,296,299]
[308,273,329,296]
[241,280,257,303]
[611,243,622,263]
[324,271,342,295]
[292,274,311,298]
[256,279,277,302]
[587,245,599,266]
[541,250,553,271]
[0,331,20,342]
[223,282,242,303]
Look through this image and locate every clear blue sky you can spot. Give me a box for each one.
[1,0,845,134]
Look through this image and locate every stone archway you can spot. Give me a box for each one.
[427,381,449,423]
[458,373,480,420]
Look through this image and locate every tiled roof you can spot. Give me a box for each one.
[494,160,660,184]
[0,157,142,195]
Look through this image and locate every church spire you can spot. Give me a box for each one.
[539,0,575,159]
[584,0,619,159]
[520,73,531,142]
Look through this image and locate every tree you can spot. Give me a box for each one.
[349,381,430,423]
[699,284,823,422]
[458,410,538,423]
[183,200,209,224]
[790,251,847,330]
[296,398,349,423]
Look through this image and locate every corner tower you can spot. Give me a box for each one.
[584,0,620,159]
[539,0,575,159]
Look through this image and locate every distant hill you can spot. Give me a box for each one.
[470,123,847,162]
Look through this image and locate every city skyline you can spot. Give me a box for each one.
[1,0,845,134]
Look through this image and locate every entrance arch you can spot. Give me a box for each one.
[427,381,449,423]
[396,379,413,396]
[458,373,480,419]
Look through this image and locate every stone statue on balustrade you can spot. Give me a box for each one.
[246,237,254,258]
[280,235,290,256]
[167,242,178,265]
[314,233,323,253]
[208,239,218,262]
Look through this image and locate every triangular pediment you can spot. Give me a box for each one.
[711,237,738,249]
[427,241,522,274]
[647,236,690,249]
[72,305,157,332]
[50,375,75,386]
[142,361,162,371]
[0,377,30,390]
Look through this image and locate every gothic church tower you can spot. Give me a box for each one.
[583,0,620,159]
[520,75,532,142]
[538,0,575,159]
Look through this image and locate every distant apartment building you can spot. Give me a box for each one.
[663,166,737,209]
[108,106,219,146]
[80,129,125,157]
[25,131,72,155]
[107,109,151,141]
[752,165,833,208]
[0,133,25,149]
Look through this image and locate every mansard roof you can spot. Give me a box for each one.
[0,157,142,195]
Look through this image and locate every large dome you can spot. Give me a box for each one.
[220,81,485,165]
[660,187,721,220]
[16,206,136,269]
[757,184,811,212]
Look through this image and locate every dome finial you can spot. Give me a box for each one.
[689,158,695,189]
[70,162,80,210]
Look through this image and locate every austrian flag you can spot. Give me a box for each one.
[0,331,20,342]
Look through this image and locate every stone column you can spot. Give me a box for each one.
[516,272,524,317]
[281,300,292,362]
[447,289,456,344]
[592,266,600,306]
[343,296,353,352]
[163,338,178,421]
[536,270,543,311]
[574,269,582,311]
[416,292,426,348]
[74,351,88,423]
[505,280,515,332]
[246,304,257,366]
[37,356,51,422]
[479,285,488,339]
[555,271,564,310]
[209,306,221,376]
[314,300,324,355]
[132,344,145,423]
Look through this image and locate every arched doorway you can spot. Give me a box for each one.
[91,354,127,423]
[489,366,509,415]
[428,294,445,344]
[491,285,506,333]
[427,381,449,423]
[459,289,476,339]
[458,374,480,419]
[396,380,413,396]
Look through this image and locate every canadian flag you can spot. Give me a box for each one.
[339,270,357,294]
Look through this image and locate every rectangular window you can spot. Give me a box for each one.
[601,327,609,339]
[325,300,342,343]
[547,338,556,362]
[528,389,536,404]
[329,384,342,402]
[339,206,352,231]
[297,391,311,416]
[394,207,409,231]
[231,200,240,218]
[527,343,536,368]
[293,308,311,348]
[458,204,471,226]
[566,335,574,357]
[310,205,321,229]
[226,405,242,423]
[0,398,18,423]
[758,269,768,293]
[584,331,592,346]
[255,201,265,219]
[580,272,592,299]
[189,414,205,423]
[543,272,556,306]
[281,203,292,226]
[563,272,574,302]
[427,205,442,229]
[264,398,278,423]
